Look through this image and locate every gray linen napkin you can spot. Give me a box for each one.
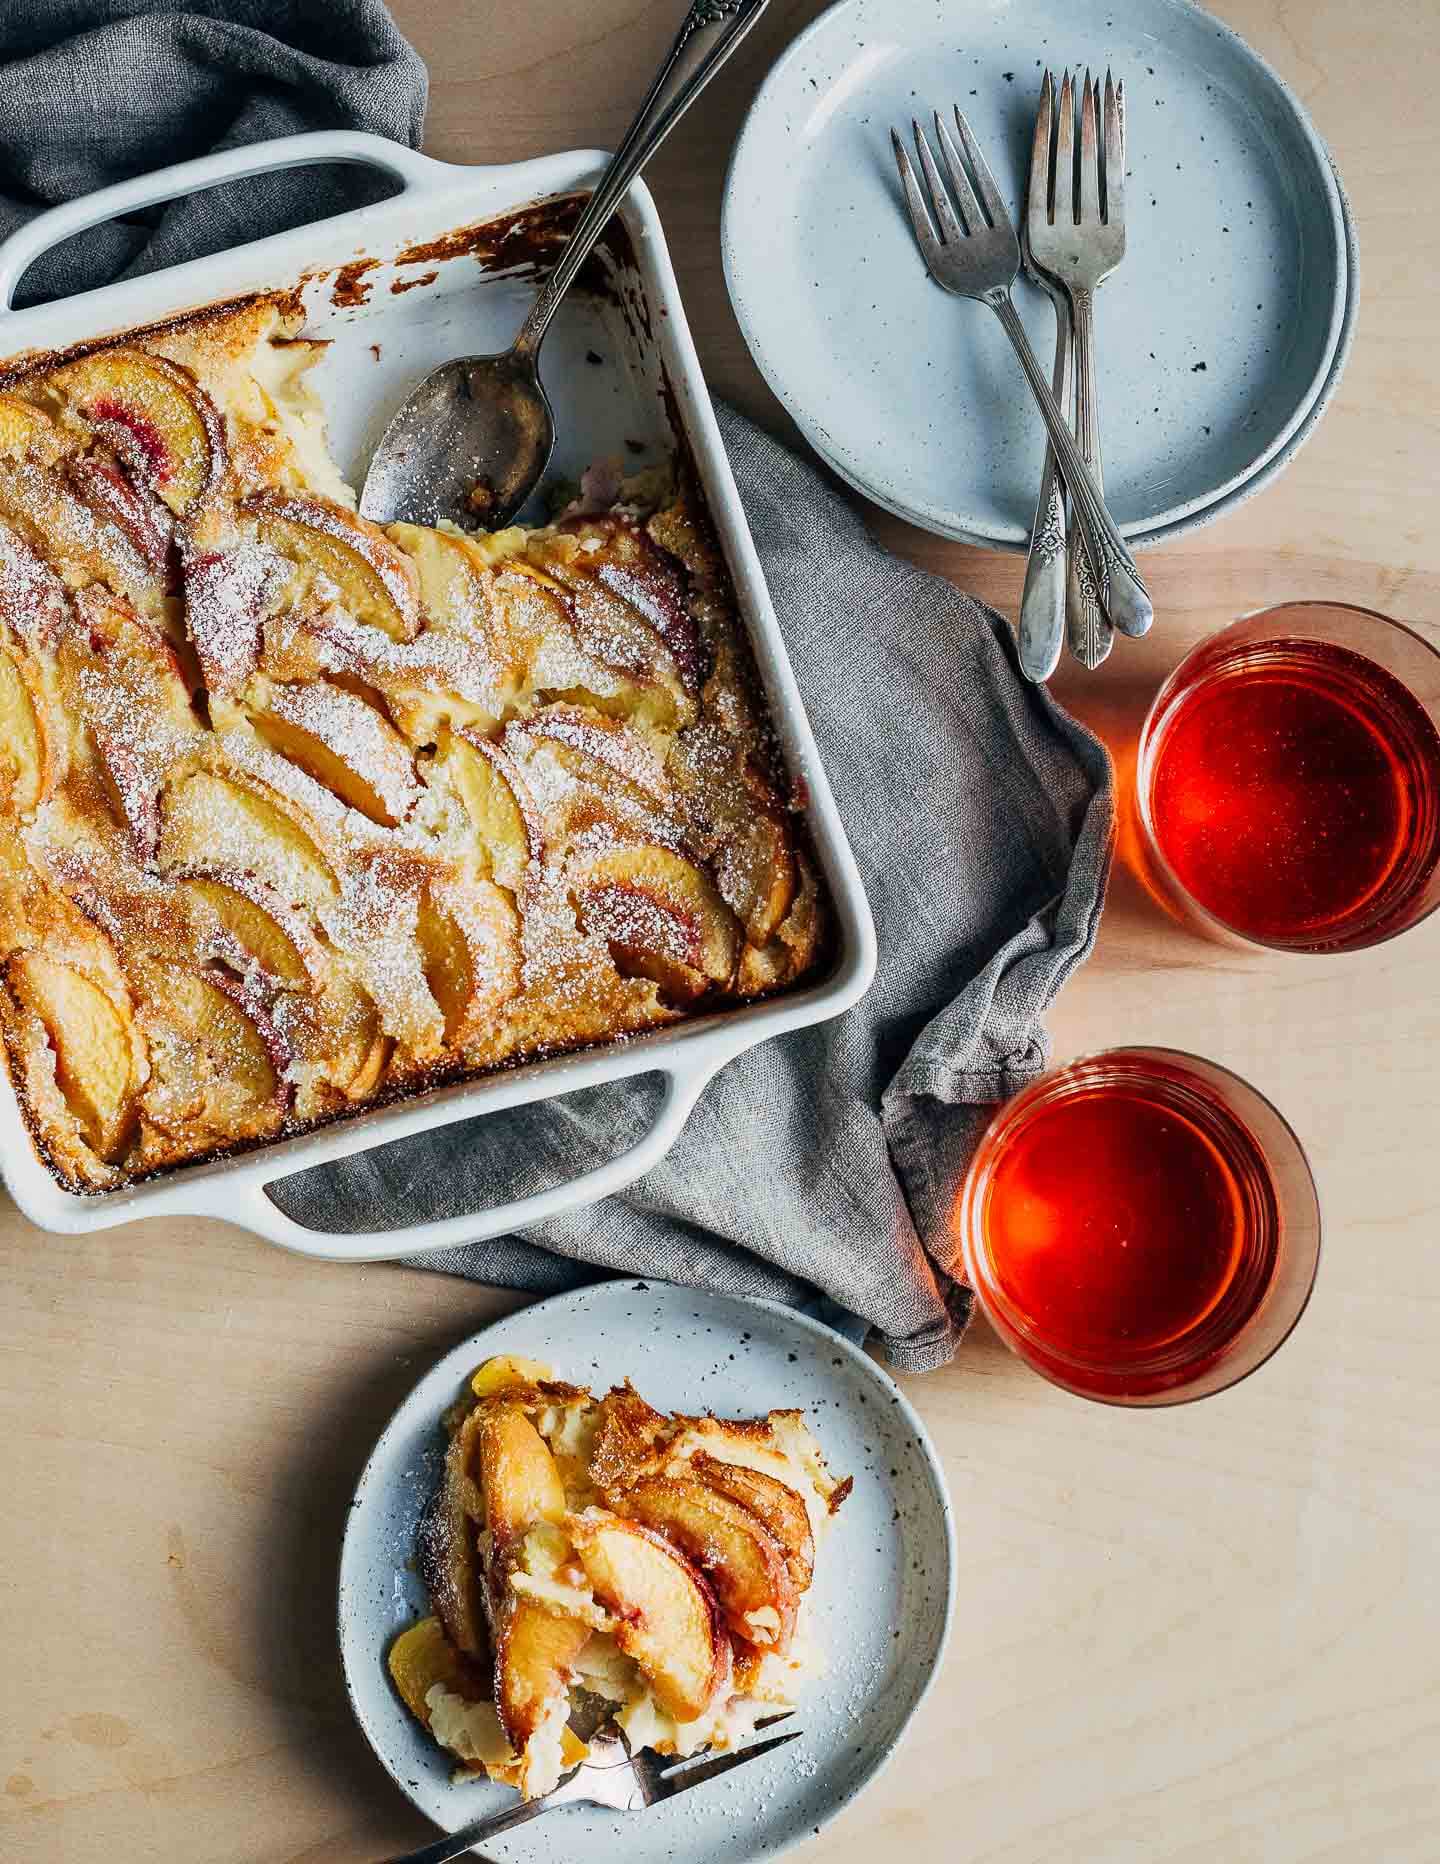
[2,3,1113,1370]
[0,1,426,308]
[275,413,1115,1372]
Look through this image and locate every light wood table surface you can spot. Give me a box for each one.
[3,3,1437,1860]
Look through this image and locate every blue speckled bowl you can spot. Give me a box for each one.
[338,1282,956,1862]
[724,0,1354,549]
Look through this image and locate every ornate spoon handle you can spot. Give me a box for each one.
[515,0,771,358]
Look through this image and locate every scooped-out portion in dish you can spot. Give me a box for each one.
[387,1354,851,1799]
[0,295,826,1192]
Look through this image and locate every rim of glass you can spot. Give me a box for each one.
[957,1045,1323,1408]
[1135,601,1440,954]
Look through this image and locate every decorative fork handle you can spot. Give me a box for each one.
[1065,286,1114,667]
[380,1794,550,1863]
[986,287,1153,639]
[1017,286,1072,682]
[514,0,771,357]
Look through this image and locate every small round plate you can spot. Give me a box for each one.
[723,0,1353,548]
[339,1282,956,1863]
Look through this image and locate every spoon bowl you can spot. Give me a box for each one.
[360,351,554,528]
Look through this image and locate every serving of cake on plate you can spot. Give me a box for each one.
[0,297,825,1192]
[387,1354,850,1798]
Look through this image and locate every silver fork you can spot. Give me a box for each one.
[379,1721,802,1864]
[1031,69,1137,667]
[1017,69,1073,683]
[891,106,1152,641]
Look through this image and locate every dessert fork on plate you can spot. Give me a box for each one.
[891,105,1153,640]
[1016,73,1073,684]
[1027,67,1136,669]
[379,1720,801,1864]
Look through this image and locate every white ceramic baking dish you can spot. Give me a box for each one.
[0,130,874,1260]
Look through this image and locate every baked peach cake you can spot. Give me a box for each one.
[0,296,824,1190]
[388,1354,850,1797]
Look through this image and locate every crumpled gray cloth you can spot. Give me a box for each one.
[275,411,1114,1372]
[0,0,426,308]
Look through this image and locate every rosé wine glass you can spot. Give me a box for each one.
[957,1047,1320,1406]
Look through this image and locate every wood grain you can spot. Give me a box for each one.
[2,3,1438,1860]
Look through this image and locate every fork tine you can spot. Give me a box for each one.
[1054,70,1076,225]
[932,112,984,236]
[1104,69,1125,220]
[648,1710,796,1774]
[658,1729,803,1799]
[950,102,1012,230]
[891,128,942,264]
[1027,69,1056,230]
[1110,70,1125,192]
[912,119,966,244]
[1078,70,1101,225]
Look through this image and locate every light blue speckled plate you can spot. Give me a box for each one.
[338,1282,956,1862]
[723,0,1354,549]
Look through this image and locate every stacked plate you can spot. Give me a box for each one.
[723,0,1357,550]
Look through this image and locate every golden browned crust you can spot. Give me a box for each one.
[0,293,827,1192]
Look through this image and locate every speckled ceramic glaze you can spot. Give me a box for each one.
[723,0,1356,549]
[338,1282,956,1862]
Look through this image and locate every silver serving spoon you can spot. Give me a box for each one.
[360,0,771,531]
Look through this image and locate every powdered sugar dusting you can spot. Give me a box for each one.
[0,318,819,1186]
[0,518,72,651]
[184,541,287,695]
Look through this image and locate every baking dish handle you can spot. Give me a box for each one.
[0,129,441,311]
[225,1058,718,1263]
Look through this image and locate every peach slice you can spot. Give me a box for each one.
[493,1594,590,1757]
[567,1510,729,1723]
[0,519,72,656]
[417,1407,490,1662]
[67,455,174,572]
[76,590,202,858]
[5,950,137,1161]
[571,844,739,1001]
[137,964,285,1132]
[0,643,53,815]
[416,876,520,1047]
[51,348,224,515]
[342,1024,391,1098]
[159,769,338,911]
[387,1615,491,1729]
[437,728,542,893]
[317,965,391,1100]
[0,455,163,615]
[248,680,420,827]
[484,555,693,732]
[176,867,326,990]
[387,523,496,636]
[506,704,670,809]
[182,541,289,697]
[736,849,823,998]
[0,394,62,464]
[469,1355,557,1401]
[690,1454,815,1593]
[479,1403,567,1554]
[614,1474,797,1649]
[244,490,420,641]
[715,794,798,949]
[531,518,706,694]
